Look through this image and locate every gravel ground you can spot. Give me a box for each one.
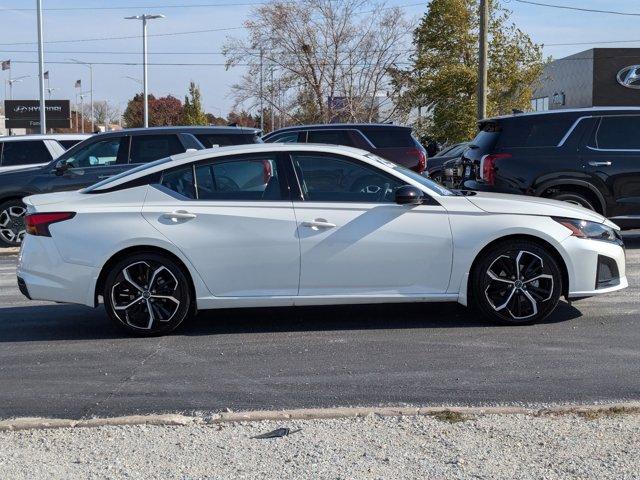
[1,413,638,479]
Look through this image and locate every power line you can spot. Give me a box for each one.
[514,0,640,17]
[10,60,414,67]
[545,38,640,47]
[1,2,267,11]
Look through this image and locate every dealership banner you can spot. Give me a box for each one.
[4,100,71,128]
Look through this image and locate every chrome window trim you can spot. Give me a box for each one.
[556,116,593,147]
[590,114,640,152]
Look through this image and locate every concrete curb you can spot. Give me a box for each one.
[0,247,19,255]
[1,402,639,432]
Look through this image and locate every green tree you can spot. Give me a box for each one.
[404,0,544,143]
[182,81,208,125]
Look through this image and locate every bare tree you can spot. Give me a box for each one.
[83,101,121,130]
[224,0,411,126]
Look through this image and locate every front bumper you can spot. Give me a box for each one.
[561,235,627,298]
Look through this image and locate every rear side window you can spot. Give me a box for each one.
[1,140,52,166]
[495,115,575,148]
[58,139,83,149]
[307,130,354,147]
[160,155,282,201]
[195,133,259,148]
[129,134,184,164]
[360,128,414,148]
[595,116,640,150]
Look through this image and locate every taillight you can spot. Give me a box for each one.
[480,153,511,185]
[407,148,426,173]
[25,212,75,237]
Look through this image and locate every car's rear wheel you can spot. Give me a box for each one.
[103,252,193,336]
[0,199,27,248]
[548,191,596,211]
[471,240,562,325]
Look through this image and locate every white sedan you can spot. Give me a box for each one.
[17,144,627,336]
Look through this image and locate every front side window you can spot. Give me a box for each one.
[160,154,283,201]
[292,153,403,203]
[64,137,123,168]
[595,116,640,150]
[306,130,354,147]
[1,140,52,166]
[129,134,184,164]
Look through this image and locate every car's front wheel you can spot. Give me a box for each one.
[471,240,562,325]
[0,199,27,247]
[103,252,194,336]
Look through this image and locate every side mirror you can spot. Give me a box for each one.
[53,160,70,175]
[395,185,424,205]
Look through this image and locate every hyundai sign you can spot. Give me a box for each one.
[4,100,71,128]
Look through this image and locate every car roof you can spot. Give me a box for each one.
[482,107,640,123]
[87,143,383,192]
[0,133,91,142]
[92,126,261,138]
[264,123,411,137]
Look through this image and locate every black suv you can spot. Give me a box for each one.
[448,107,640,229]
[0,126,261,246]
[262,123,427,173]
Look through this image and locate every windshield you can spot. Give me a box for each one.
[81,157,172,193]
[365,153,453,196]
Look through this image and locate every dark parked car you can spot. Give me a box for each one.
[445,107,640,229]
[0,126,261,246]
[425,142,469,184]
[263,123,427,173]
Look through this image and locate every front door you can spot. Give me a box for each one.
[289,152,453,296]
[142,152,300,297]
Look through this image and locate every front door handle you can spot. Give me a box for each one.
[588,161,612,167]
[302,218,336,230]
[162,210,197,221]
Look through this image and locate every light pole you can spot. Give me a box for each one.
[477,0,488,120]
[36,0,46,133]
[7,75,29,100]
[69,59,94,131]
[79,94,85,133]
[125,14,164,128]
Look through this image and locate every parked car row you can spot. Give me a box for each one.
[440,107,640,230]
[0,134,89,172]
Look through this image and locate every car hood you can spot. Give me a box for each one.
[465,191,616,226]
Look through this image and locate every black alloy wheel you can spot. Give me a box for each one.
[471,240,562,324]
[103,253,193,336]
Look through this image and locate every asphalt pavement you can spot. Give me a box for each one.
[0,234,638,419]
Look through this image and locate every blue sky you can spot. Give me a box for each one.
[1,0,639,116]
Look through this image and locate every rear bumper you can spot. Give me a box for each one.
[17,235,98,307]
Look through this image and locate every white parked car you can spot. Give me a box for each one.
[17,144,627,336]
[0,134,90,172]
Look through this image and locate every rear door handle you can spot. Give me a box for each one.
[588,161,612,167]
[302,219,336,230]
[162,210,197,220]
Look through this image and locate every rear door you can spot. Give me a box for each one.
[142,152,300,298]
[583,115,640,218]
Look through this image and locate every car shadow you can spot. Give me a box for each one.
[622,231,640,249]
[0,300,583,343]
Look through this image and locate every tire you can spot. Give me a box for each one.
[0,199,27,248]
[103,252,194,336]
[470,240,562,325]
[548,191,596,212]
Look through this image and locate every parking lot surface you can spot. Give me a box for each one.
[0,234,638,419]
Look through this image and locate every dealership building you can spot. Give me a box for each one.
[531,48,640,111]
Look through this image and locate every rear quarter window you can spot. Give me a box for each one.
[360,128,415,148]
[1,140,52,166]
[495,115,576,148]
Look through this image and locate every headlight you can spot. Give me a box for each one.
[553,217,620,243]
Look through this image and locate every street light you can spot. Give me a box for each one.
[6,75,30,100]
[46,87,58,99]
[124,75,142,86]
[124,14,165,128]
[69,58,94,131]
